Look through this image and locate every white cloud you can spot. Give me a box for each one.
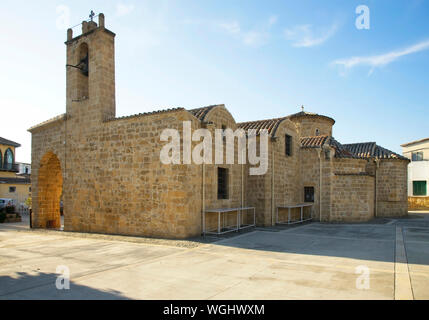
[284,23,338,47]
[333,39,429,73]
[116,3,135,17]
[216,16,276,47]
[268,15,278,26]
[185,16,277,47]
[218,21,241,35]
[243,31,268,47]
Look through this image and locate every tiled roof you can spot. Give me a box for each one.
[28,114,67,132]
[237,118,287,136]
[300,135,357,158]
[288,111,335,124]
[328,137,357,158]
[373,145,409,160]
[107,108,184,122]
[301,135,329,147]
[0,137,20,148]
[237,110,335,137]
[343,142,408,160]
[343,142,376,158]
[187,105,224,121]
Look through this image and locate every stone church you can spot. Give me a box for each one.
[29,14,409,239]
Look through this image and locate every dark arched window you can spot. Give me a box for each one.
[76,43,89,99]
[4,148,13,170]
[0,150,2,169]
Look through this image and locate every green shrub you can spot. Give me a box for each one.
[5,205,15,214]
[0,211,6,223]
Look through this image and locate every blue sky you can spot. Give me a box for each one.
[1,0,428,163]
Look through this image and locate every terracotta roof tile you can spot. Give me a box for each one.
[187,105,223,121]
[288,111,335,124]
[343,143,408,160]
[106,107,184,122]
[300,135,358,158]
[237,118,287,136]
[328,137,358,158]
[301,135,329,147]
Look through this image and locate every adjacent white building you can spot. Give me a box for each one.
[401,137,429,197]
[16,162,31,175]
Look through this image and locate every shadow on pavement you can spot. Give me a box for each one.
[0,272,128,300]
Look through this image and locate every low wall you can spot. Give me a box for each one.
[408,196,429,210]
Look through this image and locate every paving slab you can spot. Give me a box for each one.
[0,213,428,300]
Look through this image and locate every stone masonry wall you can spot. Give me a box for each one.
[330,174,375,222]
[270,120,301,225]
[331,158,374,222]
[200,106,247,231]
[377,159,408,217]
[300,148,322,221]
[291,117,334,137]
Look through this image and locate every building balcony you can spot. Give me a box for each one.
[0,163,19,172]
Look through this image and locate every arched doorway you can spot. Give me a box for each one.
[37,152,63,229]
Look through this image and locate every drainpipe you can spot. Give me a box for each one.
[374,158,380,218]
[318,148,322,222]
[202,162,205,235]
[271,137,276,226]
[241,162,244,207]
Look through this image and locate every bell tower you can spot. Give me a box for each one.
[65,13,116,121]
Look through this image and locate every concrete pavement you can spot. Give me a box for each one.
[0,212,428,299]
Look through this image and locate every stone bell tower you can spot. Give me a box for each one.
[65,13,116,122]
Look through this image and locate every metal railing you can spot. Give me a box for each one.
[0,163,19,172]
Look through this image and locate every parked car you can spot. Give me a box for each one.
[0,199,14,210]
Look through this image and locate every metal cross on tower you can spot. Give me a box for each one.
[89,10,95,21]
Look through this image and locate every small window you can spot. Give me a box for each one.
[412,152,423,161]
[221,124,227,140]
[413,181,427,196]
[217,167,229,199]
[304,187,315,202]
[9,186,16,193]
[315,129,320,136]
[29,187,31,192]
[4,148,13,170]
[285,134,292,156]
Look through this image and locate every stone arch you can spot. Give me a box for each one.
[37,152,63,229]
